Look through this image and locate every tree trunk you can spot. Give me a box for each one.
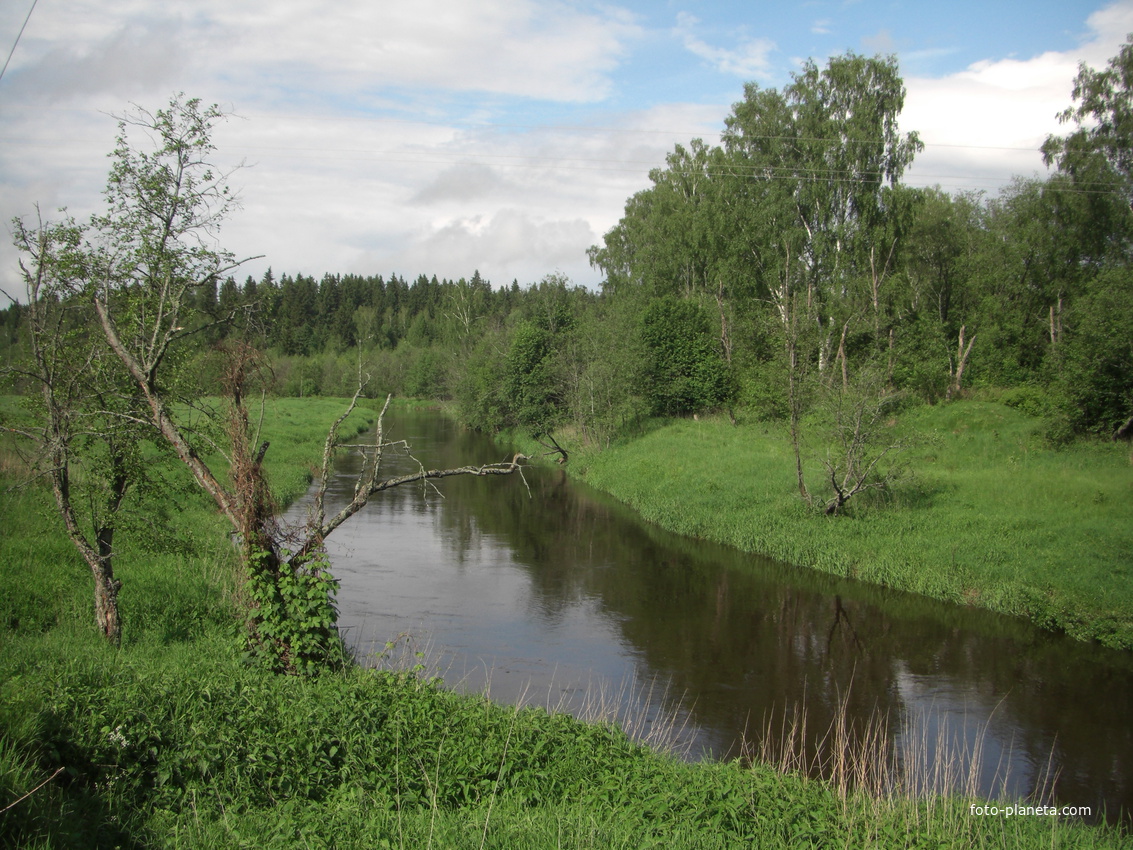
[1115,413,1133,442]
[52,495,123,644]
[946,324,975,401]
[91,559,123,644]
[716,279,733,363]
[1049,294,1063,348]
[46,438,127,645]
[787,337,810,503]
[835,319,850,391]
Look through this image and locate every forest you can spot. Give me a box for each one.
[4,49,1133,461]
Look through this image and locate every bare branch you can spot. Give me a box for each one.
[311,385,376,534]
[287,393,525,565]
[306,458,526,558]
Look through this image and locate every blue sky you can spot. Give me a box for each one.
[0,0,1129,293]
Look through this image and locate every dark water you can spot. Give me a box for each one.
[287,410,1133,824]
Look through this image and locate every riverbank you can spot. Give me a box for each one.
[2,397,1128,847]
[556,400,1133,651]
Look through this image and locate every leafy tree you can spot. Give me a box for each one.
[7,213,155,644]
[565,297,648,447]
[441,274,490,351]
[504,321,560,432]
[1058,267,1133,437]
[12,96,524,663]
[725,52,922,366]
[454,326,510,432]
[218,276,241,316]
[1042,34,1133,261]
[1040,37,1133,435]
[722,53,921,501]
[640,296,732,417]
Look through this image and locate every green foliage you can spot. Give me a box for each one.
[736,359,789,420]
[503,321,561,434]
[890,310,952,403]
[242,548,348,676]
[1042,35,1133,262]
[3,631,1126,848]
[455,329,510,432]
[579,400,1133,650]
[640,297,732,417]
[1057,266,1133,436]
[567,298,651,447]
[402,346,450,399]
[999,383,1060,419]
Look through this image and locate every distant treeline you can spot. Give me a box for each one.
[4,50,1132,448]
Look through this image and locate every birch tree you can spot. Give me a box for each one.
[12,96,524,665]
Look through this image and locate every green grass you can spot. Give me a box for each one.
[572,400,1133,650]
[4,635,1127,848]
[2,397,1129,848]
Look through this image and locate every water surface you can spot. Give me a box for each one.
[287,410,1133,824]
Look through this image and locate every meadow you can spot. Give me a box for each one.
[573,399,1133,650]
[1,397,1129,847]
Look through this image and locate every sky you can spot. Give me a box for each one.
[1,0,1131,296]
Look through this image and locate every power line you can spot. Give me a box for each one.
[0,100,1054,154]
[2,135,1102,196]
[3,111,1116,196]
[0,0,38,86]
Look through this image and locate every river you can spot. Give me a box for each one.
[285,408,1133,824]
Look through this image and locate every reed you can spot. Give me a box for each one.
[360,627,698,760]
[745,683,1063,823]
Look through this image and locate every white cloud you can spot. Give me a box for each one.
[209,0,640,105]
[11,22,187,102]
[411,163,513,205]
[674,12,776,80]
[862,28,896,55]
[211,99,722,287]
[385,209,596,286]
[902,0,1133,193]
[0,0,649,294]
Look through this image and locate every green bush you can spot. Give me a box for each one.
[240,548,348,676]
[1058,267,1133,436]
[999,383,1057,418]
[640,297,733,417]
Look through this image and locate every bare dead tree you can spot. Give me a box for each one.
[946,324,976,401]
[294,391,526,565]
[820,368,911,516]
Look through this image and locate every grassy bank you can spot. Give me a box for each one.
[2,397,1128,847]
[569,400,1133,651]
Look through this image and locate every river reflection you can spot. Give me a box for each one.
[285,410,1132,824]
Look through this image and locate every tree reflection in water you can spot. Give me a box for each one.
[288,410,1133,825]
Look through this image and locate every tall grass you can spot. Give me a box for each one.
[576,400,1133,649]
[746,683,1061,810]
[362,630,698,759]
